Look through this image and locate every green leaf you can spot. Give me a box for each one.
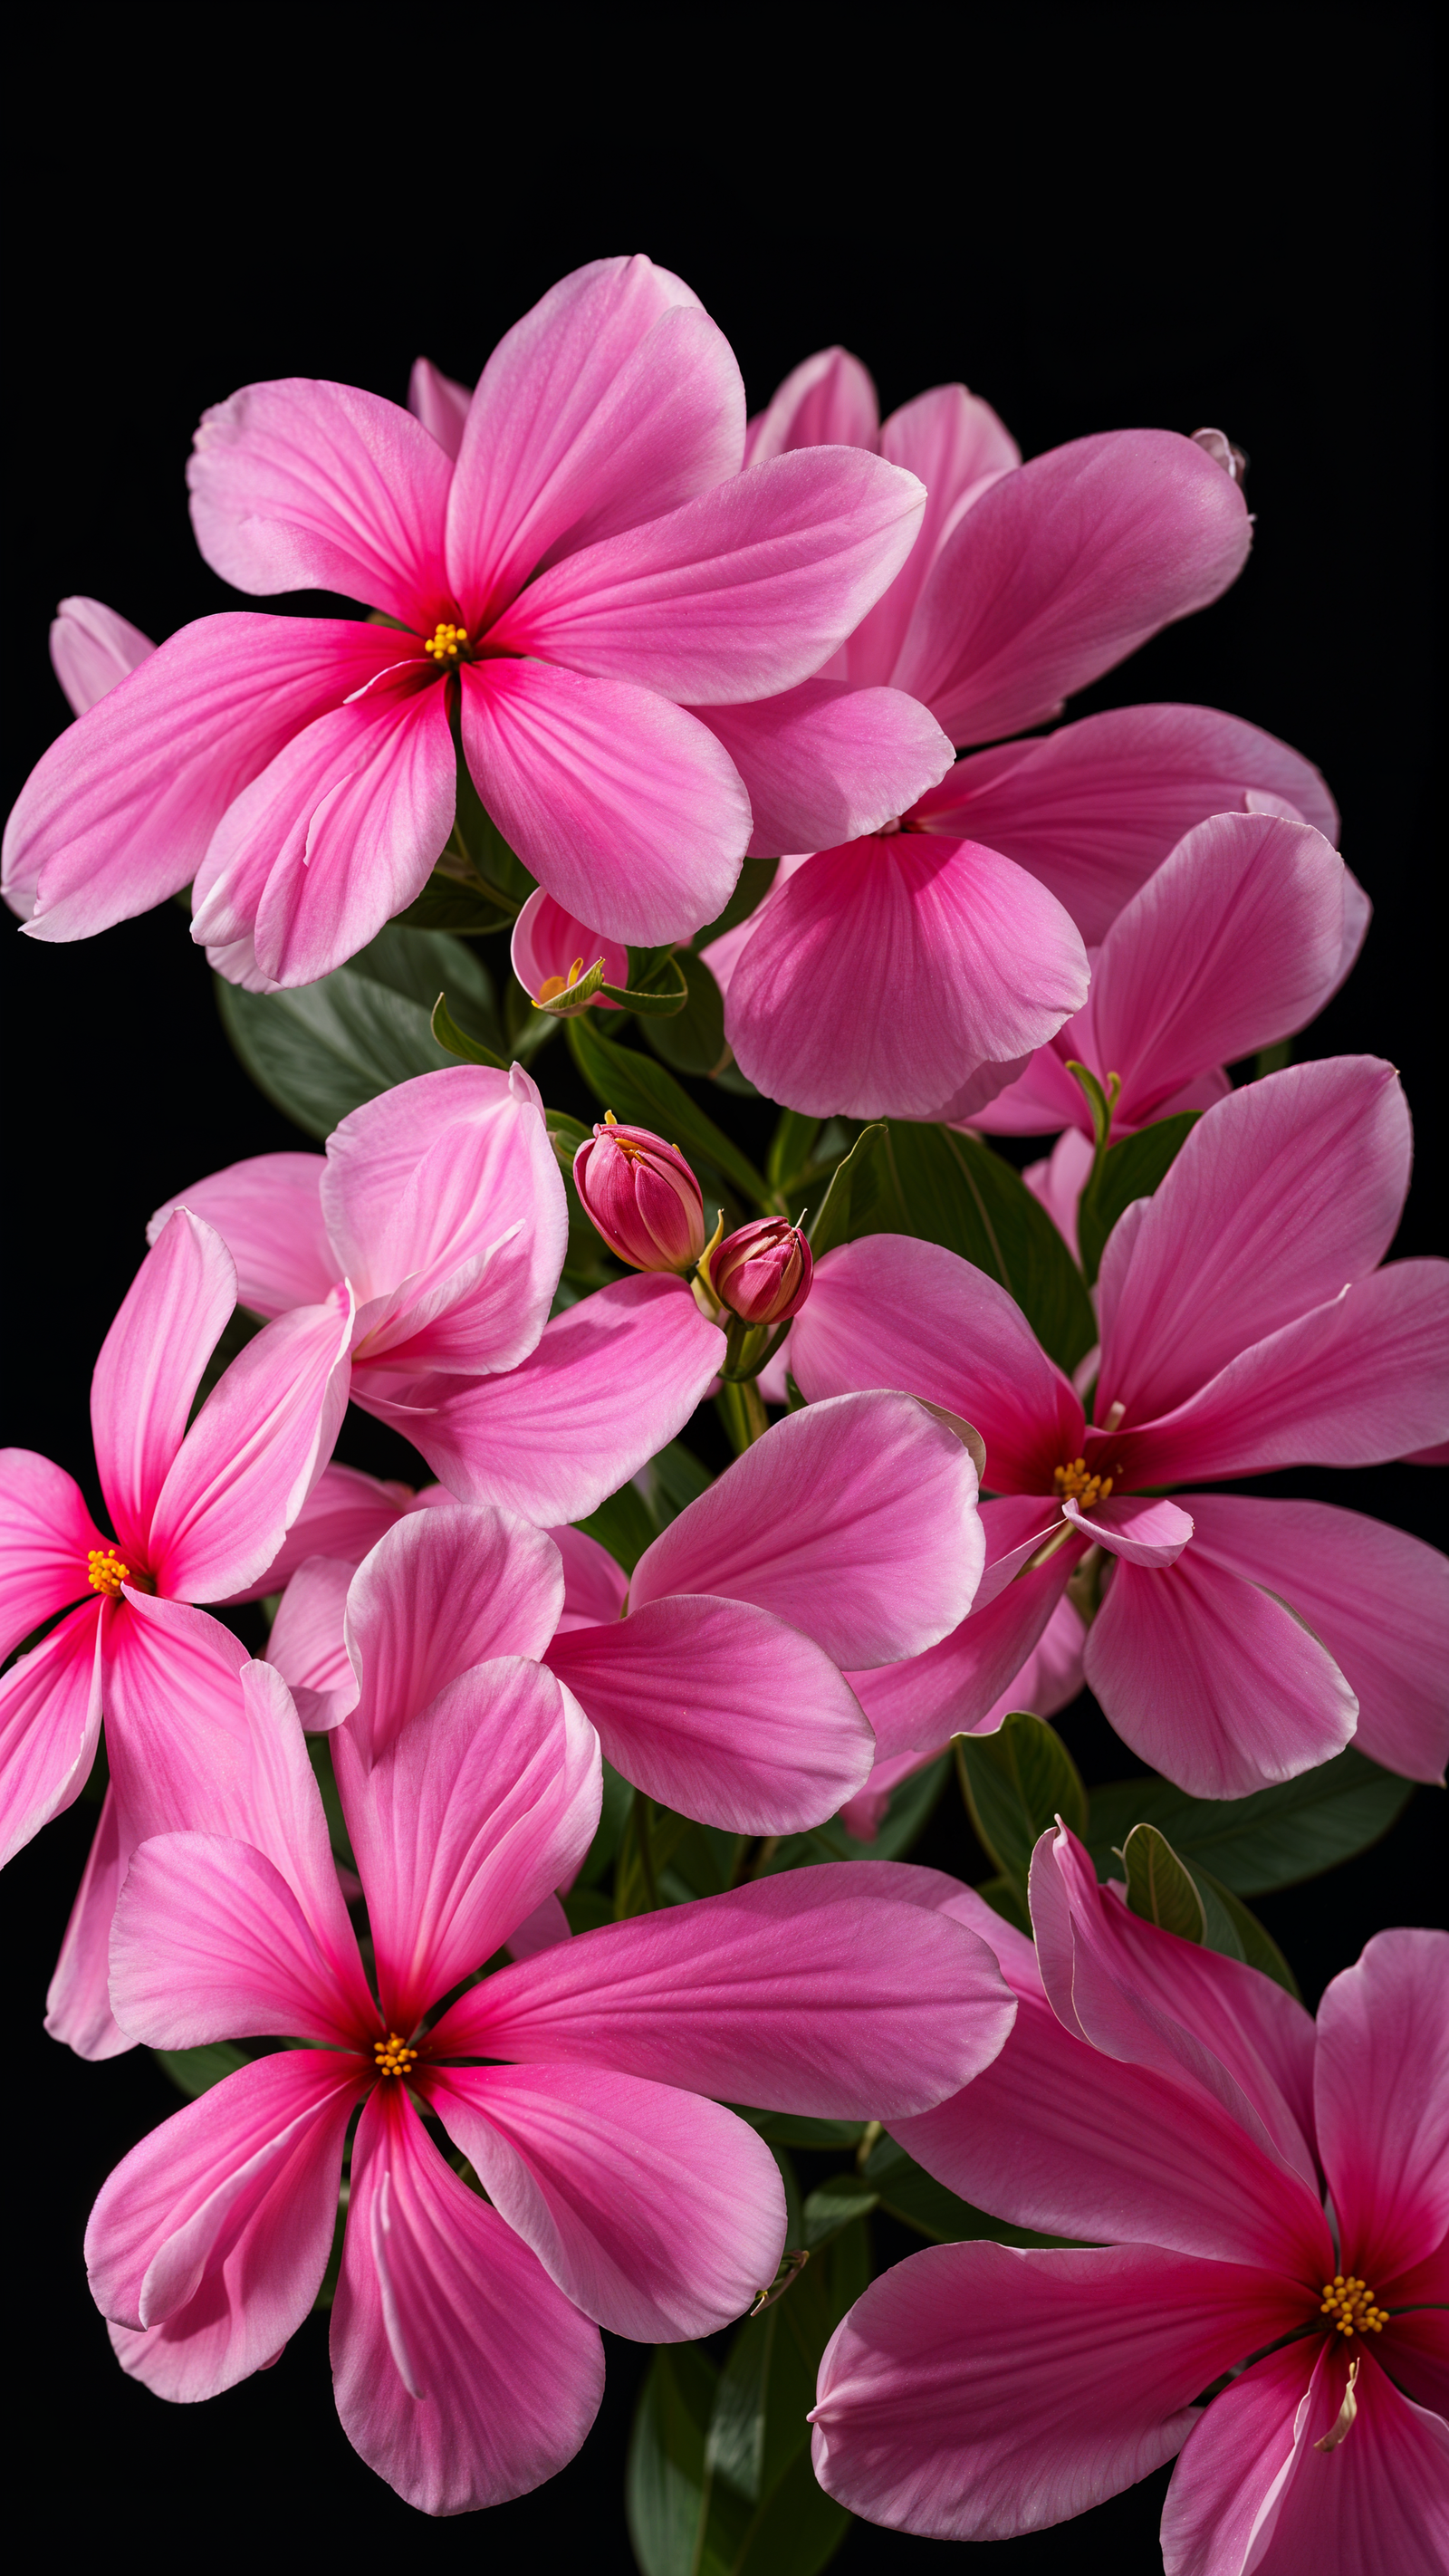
[1076,1111,1200,1286]
[955,1714,1088,1894]
[730,2110,868,2152]
[974,1872,1032,1936]
[806,1122,885,1260]
[393,870,515,936]
[627,2341,720,2576]
[862,2136,1084,2249]
[802,2177,879,2248]
[1193,1866,1302,1999]
[153,2042,249,2099]
[767,1110,822,1195]
[637,1438,715,1526]
[573,1478,660,1575]
[692,856,779,948]
[431,992,508,1068]
[1120,1821,1208,1941]
[643,948,730,1073]
[566,1014,770,1208]
[753,1754,951,1877]
[1084,1748,1415,1896]
[852,1123,1098,1373]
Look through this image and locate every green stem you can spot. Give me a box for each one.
[715,1375,770,1453]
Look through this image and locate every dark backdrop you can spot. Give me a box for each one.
[2,11,1441,2567]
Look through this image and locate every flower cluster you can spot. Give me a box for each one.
[4,257,1444,2562]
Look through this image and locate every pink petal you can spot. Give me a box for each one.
[264,1556,356,1726]
[915,702,1339,945]
[8,616,413,942]
[88,2050,360,2398]
[341,1504,565,1758]
[744,346,879,465]
[848,381,1022,686]
[510,888,629,1007]
[725,833,1089,1118]
[44,1780,130,2059]
[1062,1493,1194,1567]
[1185,1495,1449,1785]
[109,1831,367,2048]
[546,1594,874,1832]
[0,1447,106,1655]
[436,1865,1014,2118]
[331,1656,600,2029]
[49,594,155,717]
[191,679,456,988]
[426,2061,784,2339]
[458,657,750,945]
[147,1153,335,1319]
[446,256,738,627]
[792,1235,1084,1494]
[893,429,1251,747]
[236,1460,413,1600]
[550,1523,629,1631]
[188,377,453,621]
[963,1040,1089,1138]
[1096,1057,1413,1428]
[811,2241,1296,2542]
[0,1599,103,1869]
[332,2082,604,2514]
[695,679,954,858]
[1022,1126,1093,1262]
[629,1389,984,1665]
[849,1540,1078,1759]
[841,1588,1089,1824]
[392,1275,725,1523]
[1160,2335,1318,2576]
[91,1210,237,1561]
[407,357,471,460]
[1313,1927,1449,2285]
[504,1892,572,1960]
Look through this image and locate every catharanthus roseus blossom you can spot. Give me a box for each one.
[811,1826,1449,2573]
[88,1632,1014,2514]
[149,1064,724,1524]
[5,259,936,986]
[788,1058,1449,1797]
[0,1209,351,2054]
[572,1117,706,1274]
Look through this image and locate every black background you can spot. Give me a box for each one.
[2,9,1442,2567]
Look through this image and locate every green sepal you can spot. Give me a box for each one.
[1065,1058,1115,1155]
[1119,1820,1207,1940]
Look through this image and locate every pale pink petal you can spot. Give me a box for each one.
[929,1053,1037,1127]
[91,1210,238,1561]
[510,888,629,1007]
[88,2050,360,2398]
[1313,1927,1449,2284]
[446,256,736,625]
[458,657,750,944]
[811,2241,1296,2542]
[407,357,471,459]
[546,1594,874,1832]
[964,1042,1089,1137]
[264,1557,356,1726]
[1022,1126,1093,1260]
[147,1153,334,1319]
[333,2081,604,2514]
[331,1656,599,2028]
[695,680,955,857]
[188,377,453,620]
[44,1781,130,2058]
[848,382,1022,684]
[0,1599,103,1868]
[744,346,879,465]
[0,1448,106,1654]
[1184,1495,1449,1785]
[236,1461,412,1600]
[725,835,1089,1119]
[427,2062,783,2340]
[392,1275,725,1523]
[1062,1494,1194,1567]
[1096,1058,1413,1427]
[550,1523,629,1631]
[50,595,155,717]
[436,1865,1013,2117]
[893,430,1251,747]
[341,1505,564,1759]
[504,1893,571,1960]
[914,703,1340,944]
[148,1290,353,1603]
[109,1831,366,2048]
[491,447,926,704]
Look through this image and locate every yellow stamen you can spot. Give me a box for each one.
[373,2032,417,2080]
[87,1547,130,1598]
[421,620,469,663]
[1053,1457,1114,1510]
[1319,2273,1388,2337]
[536,956,587,1004]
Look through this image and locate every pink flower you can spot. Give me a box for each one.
[788,1057,1449,1797]
[149,1062,724,1524]
[87,1625,1013,2515]
[572,1119,706,1273]
[811,1825,1449,2571]
[711,1216,813,1325]
[0,1209,351,2056]
[840,1593,1086,1841]
[6,260,931,986]
[48,595,155,719]
[509,887,629,1012]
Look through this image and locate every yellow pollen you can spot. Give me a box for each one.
[374,2033,418,2079]
[422,620,469,662]
[537,956,587,1004]
[1319,2274,1388,2337]
[87,1547,130,1598]
[1054,1458,1114,1509]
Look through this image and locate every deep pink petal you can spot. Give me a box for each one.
[629,1389,984,1665]
[44,1780,130,2058]
[0,1597,104,1870]
[389,1275,724,1523]
[725,833,1088,1119]
[695,679,954,857]
[842,1585,1090,1829]
[967,1041,1089,1138]
[437,1865,1013,2118]
[91,1210,238,1560]
[459,657,750,945]
[849,1540,1079,1758]
[147,1153,334,1320]
[88,2050,360,2398]
[1313,1928,1449,2284]
[407,357,471,460]
[49,594,155,718]
[332,2082,604,2514]
[1064,1493,1194,1566]
[892,430,1251,747]
[1160,2335,1319,2576]
[811,2241,1296,2542]
[546,1594,874,1833]
[744,346,879,465]
[551,1523,629,1631]
[341,1505,564,1758]
[426,2062,783,2339]
[0,1448,106,1655]
[188,377,453,620]
[510,889,629,1006]
[110,1831,366,2048]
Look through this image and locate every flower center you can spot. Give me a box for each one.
[422,620,470,663]
[1054,1457,1114,1509]
[87,1547,130,1598]
[374,2033,417,2079]
[1319,2273,1387,2337]
[538,956,588,1004]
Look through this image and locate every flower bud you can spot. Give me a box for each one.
[511,888,629,1014]
[573,1116,706,1273]
[710,1217,813,1325]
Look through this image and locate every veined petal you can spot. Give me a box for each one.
[49,594,156,718]
[147,1153,335,1320]
[91,1210,237,1561]
[236,1460,413,1601]
[550,1523,629,1631]
[744,345,880,465]
[695,680,954,858]
[846,381,1022,684]
[0,1600,104,1870]
[407,356,471,460]
[1314,1928,1449,2285]
[264,1556,355,1726]
[45,1783,130,2059]
[109,1831,366,2049]
[849,1532,1078,1758]
[341,1504,564,1760]
[0,1448,106,1656]
[1062,1494,1194,1567]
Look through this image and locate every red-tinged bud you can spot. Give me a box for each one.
[573,1115,706,1274]
[711,1217,813,1325]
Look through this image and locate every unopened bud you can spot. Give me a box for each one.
[573,1116,706,1274]
[711,1217,813,1325]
